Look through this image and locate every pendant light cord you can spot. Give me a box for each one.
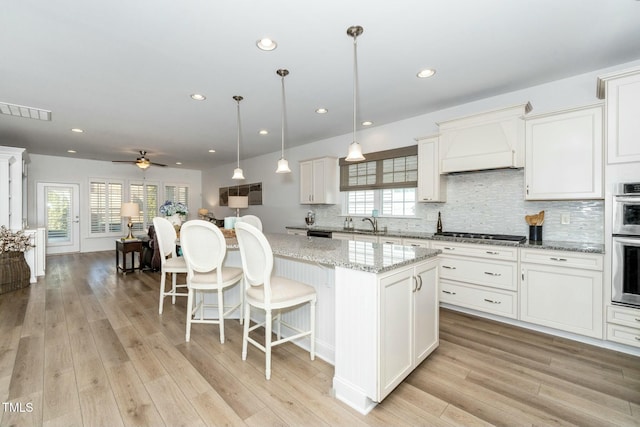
[281,74,286,157]
[352,33,358,144]
[236,99,241,168]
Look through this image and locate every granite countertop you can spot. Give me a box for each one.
[226,233,440,274]
[285,225,605,254]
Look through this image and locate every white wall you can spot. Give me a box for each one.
[202,59,640,242]
[26,154,202,252]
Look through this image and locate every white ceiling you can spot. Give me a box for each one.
[2,0,640,171]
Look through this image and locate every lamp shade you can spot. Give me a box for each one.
[120,202,139,217]
[346,141,365,162]
[228,196,248,209]
[276,158,291,173]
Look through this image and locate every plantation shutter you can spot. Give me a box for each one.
[339,145,418,191]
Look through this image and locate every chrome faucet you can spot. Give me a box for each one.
[362,217,378,232]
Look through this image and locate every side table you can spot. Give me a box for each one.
[116,239,143,274]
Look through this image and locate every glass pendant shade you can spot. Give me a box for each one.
[276,157,291,173]
[346,141,365,162]
[232,167,245,180]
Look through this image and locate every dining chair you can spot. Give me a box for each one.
[238,214,262,231]
[180,220,243,343]
[235,222,316,380]
[153,216,188,314]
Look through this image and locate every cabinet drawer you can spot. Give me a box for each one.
[520,248,603,271]
[379,236,403,245]
[403,238,430,248]
[440,280,517,319]
[432,241,518,261]
[439,256,517,291]
[607,324,640,349]
[607,305,640,329]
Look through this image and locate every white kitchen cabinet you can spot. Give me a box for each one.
[433,241,519,319]
[438,103,531,173]
[0,146,26,230]
[597,66,640,164]
[354,234,378,243]
[402,238,430,248]
[332,232,353,241]
[379,236,403,245]
[520,249,603,339]
[416,135,446,202]
[299,157,338,204]
[379,261,438,399]
[525,104,603,200]
[333,258,439,413]
[606,305,640,349]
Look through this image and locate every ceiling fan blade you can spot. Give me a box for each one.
[150,162,167,167]
[112,160,137,164]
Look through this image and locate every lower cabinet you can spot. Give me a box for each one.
[333,258,439,413]
[606,305,640,349]
[520,249,603,339]
[440,280,517,318]
[379,261,439,400]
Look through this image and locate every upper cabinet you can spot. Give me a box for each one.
[597,66,640,164]
[437,103,532,173]
[0,146,26,230]
[299,157,338,204]
[416,135,446,202]
[525,104,604,200]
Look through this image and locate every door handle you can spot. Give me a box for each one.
[442,265,456,270]
[442,290,456,295]
[484,272,502,276]
[484,298,501,304]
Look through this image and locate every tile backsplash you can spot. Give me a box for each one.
[311,168,604,244]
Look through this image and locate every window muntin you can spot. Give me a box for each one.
[345,188,416,217]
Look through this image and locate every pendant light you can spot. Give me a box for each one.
[232,95,245,180]
[275,68,292,173]
[345,25,365,162]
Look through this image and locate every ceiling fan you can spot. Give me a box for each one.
[112,150,167,169]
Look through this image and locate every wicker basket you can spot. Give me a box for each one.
[0,252,31,295]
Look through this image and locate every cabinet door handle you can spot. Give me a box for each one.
[485,251,499,255]
[550,257,568,262]
[410,244,421,247]
[484,298,501,304]
[443,247,455,251]
[442,265,456,270]
[635,318,640,322]
[484,271,502,277]
[417,275,423,291]
[412,276,418,293]
[635,336,640,341]
[442,290,456,295]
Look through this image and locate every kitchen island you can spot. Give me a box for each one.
[223,233,441,414]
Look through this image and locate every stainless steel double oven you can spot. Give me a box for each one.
[612,183,640,307]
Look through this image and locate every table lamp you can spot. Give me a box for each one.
[228,195,248,217]
[120,202,139,239]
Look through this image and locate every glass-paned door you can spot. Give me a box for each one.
[37,182,80,254]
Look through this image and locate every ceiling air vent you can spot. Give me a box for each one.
[0,101,51,121]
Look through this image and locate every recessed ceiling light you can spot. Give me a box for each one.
[175,162,182,165]
[315,108,328,114]
[417,69,436,78]
[208,149,216,153]
[362,121,373,126]
[256,38,277,51]
[71,128,84,133]
[190,93,206,101]
[259,129,269,135]
[67,149,76,153]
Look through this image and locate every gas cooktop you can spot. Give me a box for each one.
[434,231,527,243]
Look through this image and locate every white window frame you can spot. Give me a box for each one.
[129,180,160,232]
[88,178,124,237]
[164,183,190,207]
[342,187,417,218]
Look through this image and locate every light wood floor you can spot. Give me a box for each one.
[1,251,639,426]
